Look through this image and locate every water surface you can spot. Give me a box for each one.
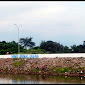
[0,73,85,84]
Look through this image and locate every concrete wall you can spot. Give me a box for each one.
[0,53,85,58]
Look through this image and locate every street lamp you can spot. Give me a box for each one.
[14,24,22,56]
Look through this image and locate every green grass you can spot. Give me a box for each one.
[54,67,70,73]
[13,59,26,67]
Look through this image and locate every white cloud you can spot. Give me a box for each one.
[0,1,85,46]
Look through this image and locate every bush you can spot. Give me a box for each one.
[27,48,47,54]
[63,67,69,72]
[55,67,70,73]
[13,59,26,67]
[79,57,84,59]
[55,67,62,73]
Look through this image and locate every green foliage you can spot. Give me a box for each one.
[48,66,85,73]
[78,67,85,70]
[40,40,64,53]
[0,41,25,55]
[1,38,85,54]
[27,48,48,54]
[70,44,85,53]
[79,57,83,59]
[71,45,79,53]
[5,67,8,71]
[19,37,35,49]
[63,46,71,53]
[72,68,77,72]
[55,67,69,73]
[13,59,26,67]
[67,59,71,61]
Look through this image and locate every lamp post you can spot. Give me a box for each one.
[14,24,21,57]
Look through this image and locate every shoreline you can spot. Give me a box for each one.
[0,57,85,77]
[0,69,84,77]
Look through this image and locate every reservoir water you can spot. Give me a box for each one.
[0,73,85,84]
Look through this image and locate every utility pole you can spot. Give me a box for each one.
[14,24,22,57]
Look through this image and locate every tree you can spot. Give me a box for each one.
[0,41,25,54]
[78,45,85,53]
[63,46,71,53]
[40,40,64,53]
[71,45,79,53]
[19,37,35,49]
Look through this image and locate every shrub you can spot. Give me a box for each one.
[63,67,69,72]
[79,57,83,59]
[55,67,62,73]
[27,48,47,54]
[55,67,70,73]
[13,59,26,67]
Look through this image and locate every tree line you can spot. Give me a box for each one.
[0,37,85,55]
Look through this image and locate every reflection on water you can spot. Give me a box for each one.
[0,73,85,84]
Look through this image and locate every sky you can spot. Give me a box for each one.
[0,1,85,47]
